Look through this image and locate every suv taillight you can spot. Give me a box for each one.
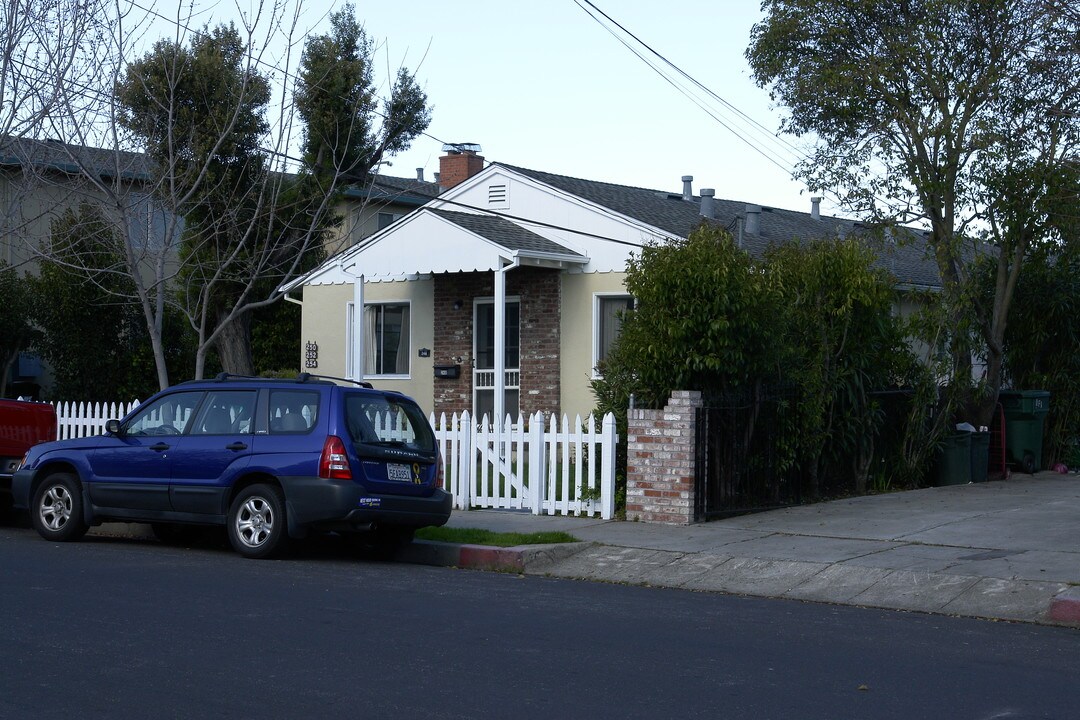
[435,458,444,490]
[319,436,352,480]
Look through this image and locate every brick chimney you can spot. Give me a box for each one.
[439,143,485,190]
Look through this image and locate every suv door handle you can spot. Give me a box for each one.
[149,443,169,452]
[225,442,248,451]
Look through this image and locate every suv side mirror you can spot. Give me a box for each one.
[105,419,123,436]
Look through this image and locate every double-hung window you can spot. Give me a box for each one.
[347,301,411,377]
[593,294,635,375]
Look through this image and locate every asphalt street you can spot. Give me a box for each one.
[2,526,1079,719]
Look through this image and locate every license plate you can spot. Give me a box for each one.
[387,463,412,482]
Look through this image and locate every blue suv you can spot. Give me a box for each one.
[12,374,451,558]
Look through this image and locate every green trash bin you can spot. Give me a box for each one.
[999,390,1050,473]
[969,431,990,483]
[937,432,972,486]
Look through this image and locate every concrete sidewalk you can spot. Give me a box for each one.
[428,472,1080,627]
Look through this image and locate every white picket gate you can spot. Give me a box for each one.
[429,411,618,519]
[53,400,140,439]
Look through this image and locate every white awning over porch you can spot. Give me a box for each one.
[291,208,589,288]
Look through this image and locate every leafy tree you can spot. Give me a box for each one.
[591,225,786,503]
[116,24,275,378]
[592,226,922,501]
[747,0,1080,425]
[0,263,39,397]
[106,10,432,382]
[250,299,302,375]
[764,236,907,496]
[982,216,1080,467]
[599,224,783,409]
[295,2,431,191]
[765,237,905,493]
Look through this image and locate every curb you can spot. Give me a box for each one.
[400,540,593,572]
[1047,586,1080,624]
[87,523,594,573]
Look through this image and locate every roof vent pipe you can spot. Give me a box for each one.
[433,172,441,185]
[700,188,716,219]
[416,168,425,182]
[811,196,821,220]
[681,175,693,202]
[744,204,761,235]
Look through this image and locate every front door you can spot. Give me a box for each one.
[473,299,520,424]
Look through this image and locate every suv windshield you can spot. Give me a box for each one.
[344,394,435,454]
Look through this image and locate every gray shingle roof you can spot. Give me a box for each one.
[353,174,441,206]
[0,136,150,179]
[0,136,441,207]
[428,209,585,258]
[499,163,941,288]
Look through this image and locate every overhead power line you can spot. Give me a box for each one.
[574,0,803,177]
[572,1,909,218]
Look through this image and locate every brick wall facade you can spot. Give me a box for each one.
[625,391,703,525]
[432,268,561,419]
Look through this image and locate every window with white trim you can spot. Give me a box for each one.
[593,294,635,373]
[346,301,411,377]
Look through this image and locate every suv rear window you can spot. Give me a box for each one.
[345,394,435,454]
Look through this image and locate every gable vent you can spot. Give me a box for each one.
[487,183,508,206]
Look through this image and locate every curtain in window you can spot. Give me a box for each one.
[363,305,377,375]
[395,306,410,374]
[598,297,632,363]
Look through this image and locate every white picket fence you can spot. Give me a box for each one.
[53,400,140,439]
[430,411,618,519]
[49,400,619,519]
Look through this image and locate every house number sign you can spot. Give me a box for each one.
[305,341,318,369]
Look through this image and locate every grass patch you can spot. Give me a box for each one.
[415,526,579,547]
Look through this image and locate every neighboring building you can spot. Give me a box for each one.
[0,137,153,270]
[287,147,942,421]
[327,171,441,257]
[0,137,156,393]
[0,135,436,391]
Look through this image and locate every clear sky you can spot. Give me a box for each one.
[156,1,825,215]
[346,0,820,214]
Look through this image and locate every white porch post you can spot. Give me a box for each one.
[352,273,365,381]
[493,263,506,429]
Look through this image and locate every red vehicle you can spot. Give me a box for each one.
[1,398,57,515]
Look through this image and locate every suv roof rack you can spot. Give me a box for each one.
[180,372,374,389]
[295,373,373,389]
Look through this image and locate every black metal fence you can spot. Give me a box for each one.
[694,386,803,520]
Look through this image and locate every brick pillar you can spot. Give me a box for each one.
[625,391,703,525]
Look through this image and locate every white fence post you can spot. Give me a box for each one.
[528,412,545,514]
[458,411,473,510]
[601,412,617,520]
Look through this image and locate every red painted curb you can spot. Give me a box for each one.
[456,544,526,571]
[1047,591,1080,623]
